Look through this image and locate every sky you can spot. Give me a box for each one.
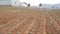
[19,0,60,6]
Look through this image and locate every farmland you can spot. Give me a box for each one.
[0,6,60,34]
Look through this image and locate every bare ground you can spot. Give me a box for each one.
[0,6,60,34]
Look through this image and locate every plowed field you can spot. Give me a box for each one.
[0,6,60,34]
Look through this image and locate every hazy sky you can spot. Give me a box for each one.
[19,0,60,6]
